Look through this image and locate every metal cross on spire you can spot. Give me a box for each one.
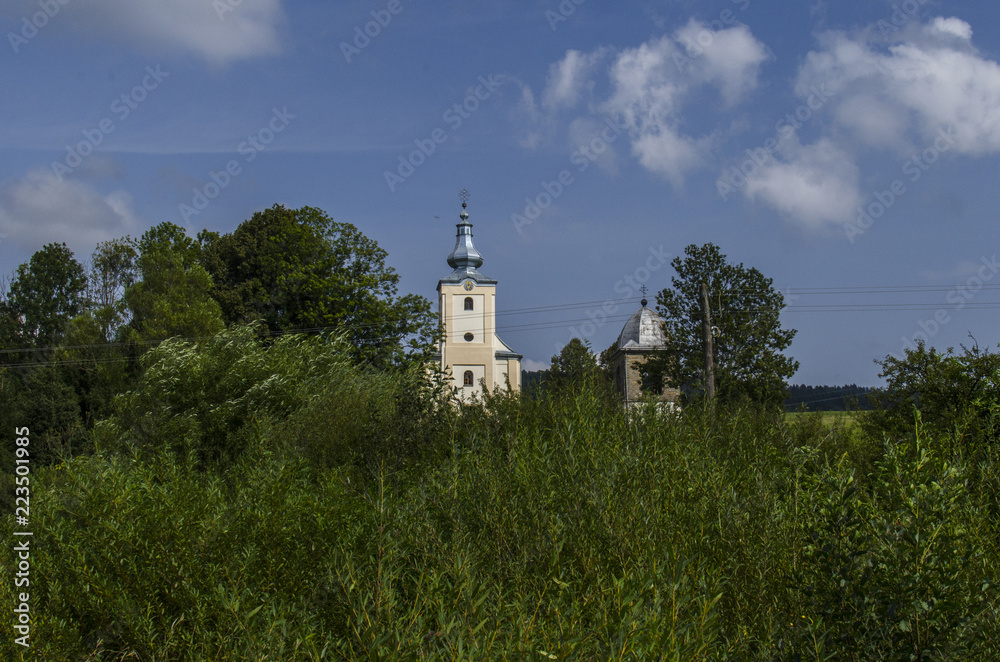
[640,285,648,298]
[459,188,470,207]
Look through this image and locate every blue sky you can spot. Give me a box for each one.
[2,0,1000,385]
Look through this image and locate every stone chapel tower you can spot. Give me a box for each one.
[437,195,521,400]
[610,295,680,408]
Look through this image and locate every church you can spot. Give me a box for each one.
[435,196,677,407]
[435,198,522,400]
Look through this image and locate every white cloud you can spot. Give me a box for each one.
[0,170,140,256]
[521,358,549,372]
[533,22,768,185]
[603,36,686,129]
[926,17,973,41]
[7,0,284,65]
[542,49,605,111]
[833,95,906,149]
[743,135,862,229]
[513,81,545,149]
[602,23,766,184]
[735,15,1000,230]
[797,17,1000,155]
[631,130,709,184]
[675,20,769,106]
[603,24,767,184]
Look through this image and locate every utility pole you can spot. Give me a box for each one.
[700,282,716,400]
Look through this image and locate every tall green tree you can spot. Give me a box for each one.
[85,236,139,343]
[55,238,142,430]
[652,243,797,405]
[548,338,606,391]
[200,204,436,368]
[3,242,87,349]
[124,222,224,345]
[0,244,90,462]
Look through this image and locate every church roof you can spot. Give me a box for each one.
[440,201,497,285]
[617,299,668,350]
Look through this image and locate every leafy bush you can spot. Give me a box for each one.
[3,378,997,660]
[94,324,366,469]
[789,432,996,660]
[862,342,1000,447]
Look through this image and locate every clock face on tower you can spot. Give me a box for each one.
[463,280,474,291]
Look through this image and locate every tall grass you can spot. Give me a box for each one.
[2,345,997,660]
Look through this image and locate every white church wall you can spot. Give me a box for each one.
[451,293,485,343]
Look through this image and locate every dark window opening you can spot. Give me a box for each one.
[463,370,474,386]
[464,297,474,310]
[464,333,474,342]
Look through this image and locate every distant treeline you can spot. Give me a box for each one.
[522,369,545,393]
[524,371,876,412]
[785,384,875,411]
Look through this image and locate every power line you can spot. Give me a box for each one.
[3,283,998,364]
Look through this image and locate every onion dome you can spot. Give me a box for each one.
[446,202,484,271]
[440,195,496,285]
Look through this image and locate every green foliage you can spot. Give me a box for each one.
[4,366,998,660]
[200,204,437,368]
[96,323,354,469]
[0,244,96,467]
[266,358,456,481]
[3,447,366,660]
[3,242,87,349]
[124,222,224,345]
[862,341,1000,445]
[85,236,139,343]
[789,430,995,659]
[0,240,140,471]
[653,243,798,407]
[546,337,607,392]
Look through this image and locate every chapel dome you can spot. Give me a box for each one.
[617,299,668,349]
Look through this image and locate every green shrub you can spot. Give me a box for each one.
[3,378,997,660]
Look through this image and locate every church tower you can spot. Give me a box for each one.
[437,193,521,400]
[611,293,680,409]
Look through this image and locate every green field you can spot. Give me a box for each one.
[784,410,858,427]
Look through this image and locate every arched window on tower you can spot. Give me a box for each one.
[464,297,474,310]
[463,370,474,387]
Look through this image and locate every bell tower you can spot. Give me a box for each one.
[437,190,521,400]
